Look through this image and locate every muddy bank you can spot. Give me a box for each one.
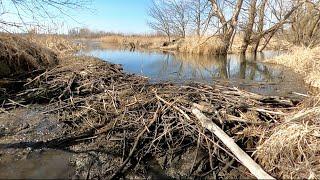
[0,51,308,179]
[0,105,74,179]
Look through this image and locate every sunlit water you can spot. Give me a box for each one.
[80,47,307,97]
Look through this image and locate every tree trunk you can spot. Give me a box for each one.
[209,0,244,54]
[254,1,304,53]
[253,0,268,54]
[240,0,257,54]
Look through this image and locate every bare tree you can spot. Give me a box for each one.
[209,0,244,54]
[254,0,305,52]
[148,0,312,54]
[188,0,211,37]
[0,0,91,32]
[237,0,306,54]
[167,0,190,38]
[253,0,268,53]
[289,0,320,47]
[147,0,172,41]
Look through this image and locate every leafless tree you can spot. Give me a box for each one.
[238,0,306,54]
[0,0,91,32]
[188,0,211,37]
[208,0,244,54]
[167,0,190,38]
[253,0,305,52]
[147,0,172,41]
[147,0,313,54]
[253,0,268,53]
[240,0,258,54]
[289,0,320,47]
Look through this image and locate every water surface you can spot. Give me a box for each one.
[80,47,307,97]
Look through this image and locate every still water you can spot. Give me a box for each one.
[80,47,307,97]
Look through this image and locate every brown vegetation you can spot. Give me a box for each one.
[97,35,167,49]
[256,96,320,179]
[267,46,320,88]
[97,34,291,55]
[25,34,83,55]
[0,35,58,78]
[259,45,320,178]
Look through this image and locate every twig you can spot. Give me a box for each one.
[191,107,275,180]
[250,108,286,115]
[110,105,160,179]
[154,90,191,121]
[292,92,309,97]
[8,99,28,108]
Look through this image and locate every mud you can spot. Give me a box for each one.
[0,106,75,179]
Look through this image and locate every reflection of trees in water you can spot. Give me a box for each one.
[238,54,273,81]
[156,52,275,81]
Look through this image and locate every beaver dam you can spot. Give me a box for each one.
[0,35,319,179]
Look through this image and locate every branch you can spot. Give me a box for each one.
[191,107,275,180]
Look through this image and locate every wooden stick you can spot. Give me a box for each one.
[250,107,286,115]
[191,107,275,180]
[154,92,191,121]
[110,105,160,179]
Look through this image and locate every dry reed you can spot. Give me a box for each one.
[267,46,320,88]
[98,35,168,49]
[0,35,58,78]
[26,34,83,55]
[256,95,320,179]
[97,34,292,55]
[178,36,225,55]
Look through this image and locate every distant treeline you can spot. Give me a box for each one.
[67,28,166,39]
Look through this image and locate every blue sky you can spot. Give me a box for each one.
[69,0,152,34]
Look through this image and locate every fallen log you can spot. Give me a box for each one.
[191,107,275,180]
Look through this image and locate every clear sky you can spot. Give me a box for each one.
[68,0,153,34]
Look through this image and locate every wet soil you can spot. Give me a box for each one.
[0,106,75,179]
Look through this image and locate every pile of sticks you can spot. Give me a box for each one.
[1,56,298,179]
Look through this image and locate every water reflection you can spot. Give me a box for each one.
[83,49,282,83]
[80,48,306,97]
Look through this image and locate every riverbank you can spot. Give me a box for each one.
[262,46,320,178]
[267,46,320,89]
[0,34,319,179]
[96,34,292,55]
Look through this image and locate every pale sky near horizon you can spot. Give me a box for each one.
[67,0,153,34]
[1,0,153,34]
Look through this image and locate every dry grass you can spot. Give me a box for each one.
[259,45,320,179]
[0,34,58,78]
[267,46,320,88]
[255,95,320,179]
[178,36,226,55]
[98,35,168,49]
[26,34,83,55]
[98,35,227,55]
